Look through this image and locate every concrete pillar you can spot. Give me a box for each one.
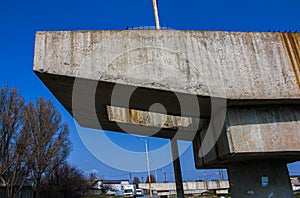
[171,140,184,198]
[227,160,294,198]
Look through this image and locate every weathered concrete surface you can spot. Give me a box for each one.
[193,105,300,168]
[225,106,300,153]
[227,160,293,198]
[107,106,192,129]
[34,30,300,100]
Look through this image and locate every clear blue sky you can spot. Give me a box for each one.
[1,0,300,182]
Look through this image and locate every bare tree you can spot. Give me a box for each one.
[89,171,97,180]
[44,163,86,198]
[0,86,30,198]
[22,97,71,198]
[133,176,140,185]
[146,174,156,183]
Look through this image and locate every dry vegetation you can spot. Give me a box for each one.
[0,86,72,198]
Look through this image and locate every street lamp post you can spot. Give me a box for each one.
[138,138,152,198]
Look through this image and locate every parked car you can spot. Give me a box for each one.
[135,188,144,197]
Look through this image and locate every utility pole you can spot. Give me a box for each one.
[152,0,161,30]
[154,168,158,183]
[145,140,153,198]
[164,171,167,183]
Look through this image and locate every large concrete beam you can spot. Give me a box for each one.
[193,105,300,168]
[34,31,300,100]
[33,30,300,140]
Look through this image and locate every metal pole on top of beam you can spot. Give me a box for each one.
[152,0,161,30]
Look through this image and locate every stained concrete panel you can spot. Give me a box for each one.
[34,31,300,100]
[226,106,300,153]
[193,105,300,168]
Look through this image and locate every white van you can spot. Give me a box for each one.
[124,184,136,198]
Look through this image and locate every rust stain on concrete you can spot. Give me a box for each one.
[107,106,192,129]
[280,33,300,90]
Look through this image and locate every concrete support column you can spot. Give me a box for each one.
[171,140,184,198]
[227,160,294,198]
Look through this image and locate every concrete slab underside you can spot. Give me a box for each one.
[36,73,210,139]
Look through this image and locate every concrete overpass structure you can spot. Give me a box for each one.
[33,30,300,197]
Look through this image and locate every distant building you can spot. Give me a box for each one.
[102,180,129,191]
[290,176,300,192]
[91,179,129,191]
[91,178,104,190]
[0,178,33,198]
